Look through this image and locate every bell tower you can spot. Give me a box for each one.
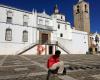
[73,0,90,33]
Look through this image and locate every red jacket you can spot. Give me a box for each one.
[47,55,59,68]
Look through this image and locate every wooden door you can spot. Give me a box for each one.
[42,33,48,44]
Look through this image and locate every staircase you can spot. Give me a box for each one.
[17,43,38,55]
[16,40,71,55]
[16,40,57,55]
[45,41,71,54]
[56,42,71,54]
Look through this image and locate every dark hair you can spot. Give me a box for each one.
[55,50,61,56]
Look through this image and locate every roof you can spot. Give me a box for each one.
[0,4,32,14]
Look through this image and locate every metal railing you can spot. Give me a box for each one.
[56,41,71,54]
[17,43,38,55]
[16,40,57,55]
[16,40,71,55]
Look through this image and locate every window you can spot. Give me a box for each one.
[39,19,43,25]
[76,5,80,14]
[23,31,28,42]
[61,16,63,19]
[7,11,13,23]
[23,15,28,26]
[23,22,28,26]
[65,25,67,30]
[5,28,12,41]
[45,20,49,26]
[85,4,88,13]
[60,33,63,37]
[58,24,60,29]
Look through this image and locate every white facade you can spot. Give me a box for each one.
[0,4,88,55]
[57,30,88,54]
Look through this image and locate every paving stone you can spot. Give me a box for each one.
[58,75,77,80]
[92,74,100,79]
[0,65,46,76]
[1,55,100,80]
[14,67,28,71]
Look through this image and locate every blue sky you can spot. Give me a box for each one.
[0,0,99,33]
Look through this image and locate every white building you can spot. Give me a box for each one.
[0,4,88,55]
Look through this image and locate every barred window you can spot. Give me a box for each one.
[23,15,28,26]
[23,31,28,42]
[7,11,13,23]
[5,28,12,41]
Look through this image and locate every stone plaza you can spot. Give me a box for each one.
[0,54,100,80]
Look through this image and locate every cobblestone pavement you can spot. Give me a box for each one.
[0,54,100,80]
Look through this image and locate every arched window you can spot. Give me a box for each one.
[23,31,28,42]
[5,28,12,41]
[23,15,28,26]
[60,33,63,37]
[85,4,88,13]
[58,24,60,29]
[61,16,63,19]
[7,11,13,23]
[77,5,80,13]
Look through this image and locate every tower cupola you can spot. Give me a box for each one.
[54,4,59,14]
[79,0,84,2]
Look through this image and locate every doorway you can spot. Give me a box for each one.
[41,33,48,44]
[49,45,53,54]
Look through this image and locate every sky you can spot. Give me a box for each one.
[0,0,99,33]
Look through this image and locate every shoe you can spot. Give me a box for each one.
[63,67,66,75]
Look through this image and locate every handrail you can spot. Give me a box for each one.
[17,40,41,55]
[16,40,57,55]
[56,41,71,54]
[16,40,71,55]
[17,43,37,55]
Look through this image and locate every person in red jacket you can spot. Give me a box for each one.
[47,50,66,75]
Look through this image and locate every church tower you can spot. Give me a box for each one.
[73,0,90,33]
